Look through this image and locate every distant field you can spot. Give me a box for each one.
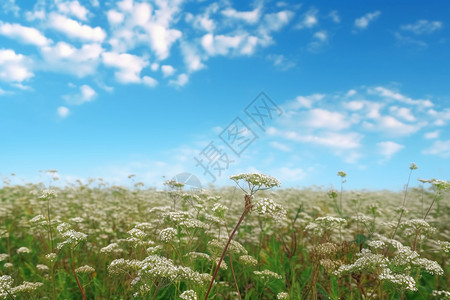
[0,174,449,299]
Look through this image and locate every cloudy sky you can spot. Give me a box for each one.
[1,0,449,190]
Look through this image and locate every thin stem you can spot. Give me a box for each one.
[204,197,251,300]
[423,194,439,220]
[47,199,54,252]
[229,253,242,300]
[389,168,413,241]
[71,248,87,300]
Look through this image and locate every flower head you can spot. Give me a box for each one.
[230,173,281,195]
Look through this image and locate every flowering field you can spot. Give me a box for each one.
[0,170,449,299]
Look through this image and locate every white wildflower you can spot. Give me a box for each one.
[0,275,13,298]
[432,290,450,299]
[436,240,450,253]
[17,247,31,254]
[100,243,120,254]
[379,268,417,291]
[75,265,95,274]
[12,281,44,294]
[239,255,258,266]
[254,198,287,221]
[368,240,386,249]
[39,189,57,200]
[36,264,49,272]
[180,289,197,300]
[253,269,282,280]
[160,227,177,243]
[128,228,147,239]
[277,292,289,299]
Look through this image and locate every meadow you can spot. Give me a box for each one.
[0,167,449,299]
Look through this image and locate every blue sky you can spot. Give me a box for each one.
[1,0,449,190]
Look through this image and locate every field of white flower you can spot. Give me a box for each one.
[0,166,449,299]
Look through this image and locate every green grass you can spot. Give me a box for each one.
[0,173,449,299]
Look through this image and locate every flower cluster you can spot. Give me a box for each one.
[335,249,388,275]
[401,219,436,237]
[277,292,289,299]
[305,216,347,236]
[56,223,87,250]
[39,189,57,200]
[12,281,44,294]
[17,247,31,254]
[179,289,197,300]
[437,240,450,253]
[0,275,13,298]
[159,227,177,243]
[75,265,95,274]
[254,198,287,221]
[239,255,258,266]
[379,268,417,291]
[253,269,282,280]
[230,173,281,193]
[432,290,450,299]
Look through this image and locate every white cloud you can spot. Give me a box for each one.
[63,84,97,105]
[270,167,306,183]
[329,10,340,23]
[201,33,245,56]
[423,140,450,158]
[161,65,175,77]
[268,128,362,150]
[394,32,428,48]
[102,51,149,84]
[266,54,295,71]
[262,10,295,32]
[424,130,439,139]
[286,94,324,110]
[270,141,291,152]
[308,30,328,52]
[222,7,261,24]
[169,73,189,87]
[0,49,33,82]
[0,22,52,47]
[146,24,182,61]
[367,115,420,136]
[48,13,106,42]
[41,42,103,77]
[57,106,70,117]
[142,76,158,87]
[401,20,443,35]
[372,86,433,108]
[296,8,318,29]
[56,0,89,21]
[2,0,20,17]
[106,0,183,61]
[313,30,327,42]
[107,10,124,25]
[377,141,403,158]
[180,42,205,72]
[389,106,416,122]
[354,11,381,30]
[345,100,364,111]
[428,108,450,126]
[306,108,350,130]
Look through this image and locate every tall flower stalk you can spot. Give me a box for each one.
[204,173,281,300]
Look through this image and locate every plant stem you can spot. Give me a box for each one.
[71,248,87,300]
[229,253,242,300]
[204,197,251,300]
[389,167,413,241]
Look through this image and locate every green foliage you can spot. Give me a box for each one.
[0,174,449,299]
